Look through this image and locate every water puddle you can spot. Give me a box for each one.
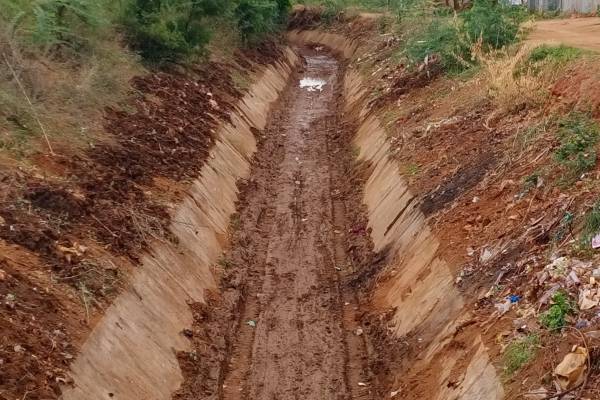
[299,77,327,92]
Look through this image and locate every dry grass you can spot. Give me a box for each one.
[0,27,144,157]
[475,43,553,115]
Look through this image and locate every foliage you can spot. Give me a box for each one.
[1,0,103,51]
[581,200,600,246]
[122,0,233,62]
[462,0,526,50]
[554,112,600,180]
[235,0,281,44]
[503,334,539,376]
[539,291,574,330]
[528,44,585,65]
[404,16,472,72]
[121,0,289,60]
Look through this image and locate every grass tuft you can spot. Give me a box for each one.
[554,111,600,182]
[527,44,586,67]
[503,334,540,376]
[539,291,574,331]
[581,200,600,246]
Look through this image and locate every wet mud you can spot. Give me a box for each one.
[174,47,376,400]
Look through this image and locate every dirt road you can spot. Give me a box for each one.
[174,47,374,400]
[527,17,600,51]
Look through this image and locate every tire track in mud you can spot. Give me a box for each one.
[174,47,374,400]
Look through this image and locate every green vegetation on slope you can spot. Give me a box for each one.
[0,0,292,154]
[297,0,528,73]
[1,0,292,63]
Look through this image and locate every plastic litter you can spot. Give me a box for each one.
[299,77,327,92]
[555,346,588,390]
[592,233,600,249]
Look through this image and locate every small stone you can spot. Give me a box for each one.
[355,328,363,336]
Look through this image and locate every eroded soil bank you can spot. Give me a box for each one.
[174,46,377,400]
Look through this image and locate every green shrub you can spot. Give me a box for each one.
[404,16,473,73]
[503,334,540,376]
[539,291,574,330]
[123,0,232,62]
[554,112,600,180]
[236,0,278,44]
[462,0,526,50]
[2,0,102,50]
[403,0,525,73]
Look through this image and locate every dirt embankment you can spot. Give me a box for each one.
[0,47,280,399]
[337,19,600,400]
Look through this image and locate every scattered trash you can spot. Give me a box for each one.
[495,298,512,314]
[472,196,480,203]
[390,389,401,397]
[508,295,521,303]
[299,77,327,92]
[13,344,24,353]
[575,319,590,329]
[246,320,257,328]
[455,265,474,284]
[554,346,588,390]
[539,284,561,306]
[567,270,580,285]
[4,293,16,309]
[592,233,600,249]
[480,248,494,264]
[355,327,363,336]
[0,269,6,282]
[545,257,570,279]
[466,247,475,257]
[357,382,367,387]
[579,288,600,310]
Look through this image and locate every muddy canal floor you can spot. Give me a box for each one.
[173,47,376,400]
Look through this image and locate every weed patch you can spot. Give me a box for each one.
[503,334,540,376]
[554,112,600,182]
[539,291,574,331]
[527,44,585,66]
[580,200,600,246]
